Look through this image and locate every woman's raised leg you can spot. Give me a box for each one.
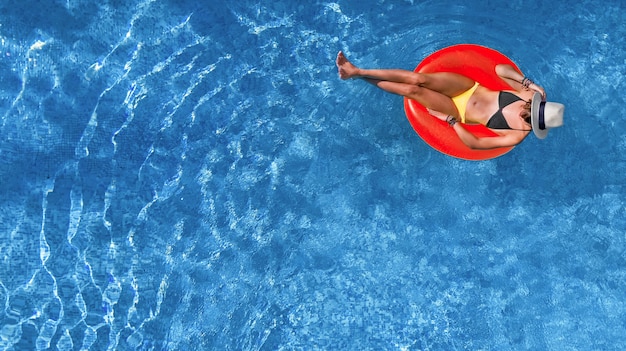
[336,51,475,98]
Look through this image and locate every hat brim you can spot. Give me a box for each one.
[530,92,548,139]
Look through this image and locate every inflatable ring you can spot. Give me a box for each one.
[404,44,520,160]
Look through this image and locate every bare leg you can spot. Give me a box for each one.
[336,51,475,98]
[337,51,423,83]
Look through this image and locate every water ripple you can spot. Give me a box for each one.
[1,0,625,349]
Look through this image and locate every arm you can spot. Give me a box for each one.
[495,64,546,99]
[495,64,525,85]
[451,123,525,149]
[428,109,526,149]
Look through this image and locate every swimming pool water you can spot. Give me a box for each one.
[1,0,625,350]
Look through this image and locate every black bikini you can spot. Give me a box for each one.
[485,92,524,129]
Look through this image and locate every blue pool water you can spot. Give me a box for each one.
[1,0,625,350]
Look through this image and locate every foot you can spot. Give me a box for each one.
[336,51,359,79]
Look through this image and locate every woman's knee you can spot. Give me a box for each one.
[404,84,425,98]
[411,72,427,86]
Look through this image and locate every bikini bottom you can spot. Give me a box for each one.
[451,81,479,123]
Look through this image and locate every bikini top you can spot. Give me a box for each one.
[485,92,523,129]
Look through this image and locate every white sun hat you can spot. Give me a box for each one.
[531,92,565,139]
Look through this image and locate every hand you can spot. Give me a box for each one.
[528,83,547,100]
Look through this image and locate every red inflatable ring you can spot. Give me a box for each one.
[404,44,521,160]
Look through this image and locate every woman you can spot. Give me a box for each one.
[335,51,564,149]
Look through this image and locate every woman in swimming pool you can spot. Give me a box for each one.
[335,51,564,149]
